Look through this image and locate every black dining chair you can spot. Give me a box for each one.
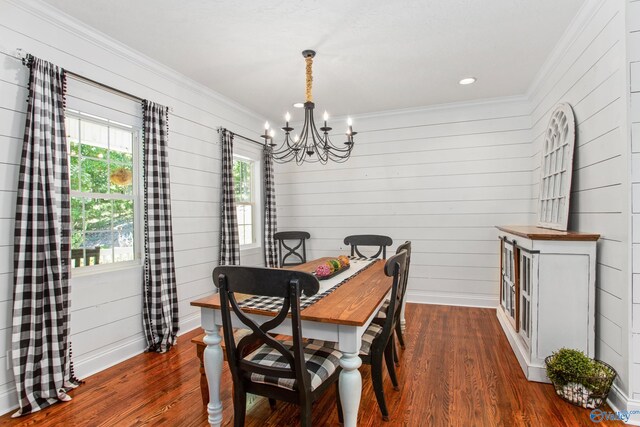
[311,250,408,421]
[344,234,393,259]
[213,265,343,427]
[376,241,412,364]
[274,231,311,267]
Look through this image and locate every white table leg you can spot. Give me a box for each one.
[339,352,362,427]
[400,301,406,333]
[203,325,224,427]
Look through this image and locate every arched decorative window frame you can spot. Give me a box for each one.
[536,103,576,231]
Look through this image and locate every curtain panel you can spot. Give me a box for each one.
[219,129,240,265]
[263,146,278,267]
[12,56,80,417]
[142,101,179,353]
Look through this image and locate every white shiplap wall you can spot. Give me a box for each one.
[275,98,534,309]
[528,0,630,396]
[628,0,640,405]
[0,0,262,413]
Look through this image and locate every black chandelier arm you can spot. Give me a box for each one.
[270,128,354,161]
[261,49,355,164]
[271,148,297,162]
[323,136,355,152]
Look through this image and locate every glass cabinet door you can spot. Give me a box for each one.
[500,239,518,330]
[519,250,534,346]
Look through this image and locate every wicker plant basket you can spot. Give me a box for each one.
[545,356,616,409]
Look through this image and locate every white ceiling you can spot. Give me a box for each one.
[42,0,584,119]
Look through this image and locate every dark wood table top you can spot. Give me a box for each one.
[496,225,600,241]
[191,257,391,327]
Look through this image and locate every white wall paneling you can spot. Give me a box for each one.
[275,98,534,310]
[535,0,630,401]
[0,0,263,414]
[629,0,640,419]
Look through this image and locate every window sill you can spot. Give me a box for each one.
[70,259,143,278]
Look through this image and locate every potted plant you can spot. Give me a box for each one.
[545,348,616,409]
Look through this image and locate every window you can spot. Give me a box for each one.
[233,156,255,246]
[66,111,140,269]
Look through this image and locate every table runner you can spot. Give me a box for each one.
[238,257,377,312]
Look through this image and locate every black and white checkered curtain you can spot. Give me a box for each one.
[12,56,80,417]
[142,101,179,353]
[219,129,240,265]
[263,146,278,267]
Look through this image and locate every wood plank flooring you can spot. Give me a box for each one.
[0,304,623,426]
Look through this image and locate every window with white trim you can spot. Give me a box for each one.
[66,111,141,268]
[233,156,255,246]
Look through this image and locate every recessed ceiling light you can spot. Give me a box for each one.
[459,77,477,85]
[293,102,304,108]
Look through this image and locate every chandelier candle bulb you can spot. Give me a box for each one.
[262,121,273,142]
[262,49,355,164]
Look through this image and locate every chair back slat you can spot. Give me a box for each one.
[344,235,393,259]
[274,231,311,267]
[395,241,412,307]
[213,266,319,393]
[376,251,408,346]
[224,288,293,362]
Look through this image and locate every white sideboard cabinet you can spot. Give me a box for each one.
[496,225,599,382]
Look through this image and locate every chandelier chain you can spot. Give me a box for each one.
[305,56,313,102]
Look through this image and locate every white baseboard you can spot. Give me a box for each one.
[76,312,202,381]
[606,384,640,425]
[74,335,147,380]
[406,290,498,308]
[178,311,201,335]
[0,386,17,417]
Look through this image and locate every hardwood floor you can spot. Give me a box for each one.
[0,304,623,426]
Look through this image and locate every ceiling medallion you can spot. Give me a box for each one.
[262,50,356,164]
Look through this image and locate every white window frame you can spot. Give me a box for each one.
[67,110,143,276]
[233,142,263,254]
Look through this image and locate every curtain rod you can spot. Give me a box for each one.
[218,127,266,148]
[6,48,173,111]
[65,70,143,103]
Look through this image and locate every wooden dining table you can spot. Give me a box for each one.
[190,257,393,427]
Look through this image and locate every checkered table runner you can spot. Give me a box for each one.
[238,256,378,312]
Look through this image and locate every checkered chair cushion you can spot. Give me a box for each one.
[246,340,342,391]
[311,322,384,356]
[374,299,391,319]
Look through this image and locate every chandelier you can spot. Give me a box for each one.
[261,50,356,164]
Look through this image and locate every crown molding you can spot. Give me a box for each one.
[6,0,265,123]
[524,0,604,102]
